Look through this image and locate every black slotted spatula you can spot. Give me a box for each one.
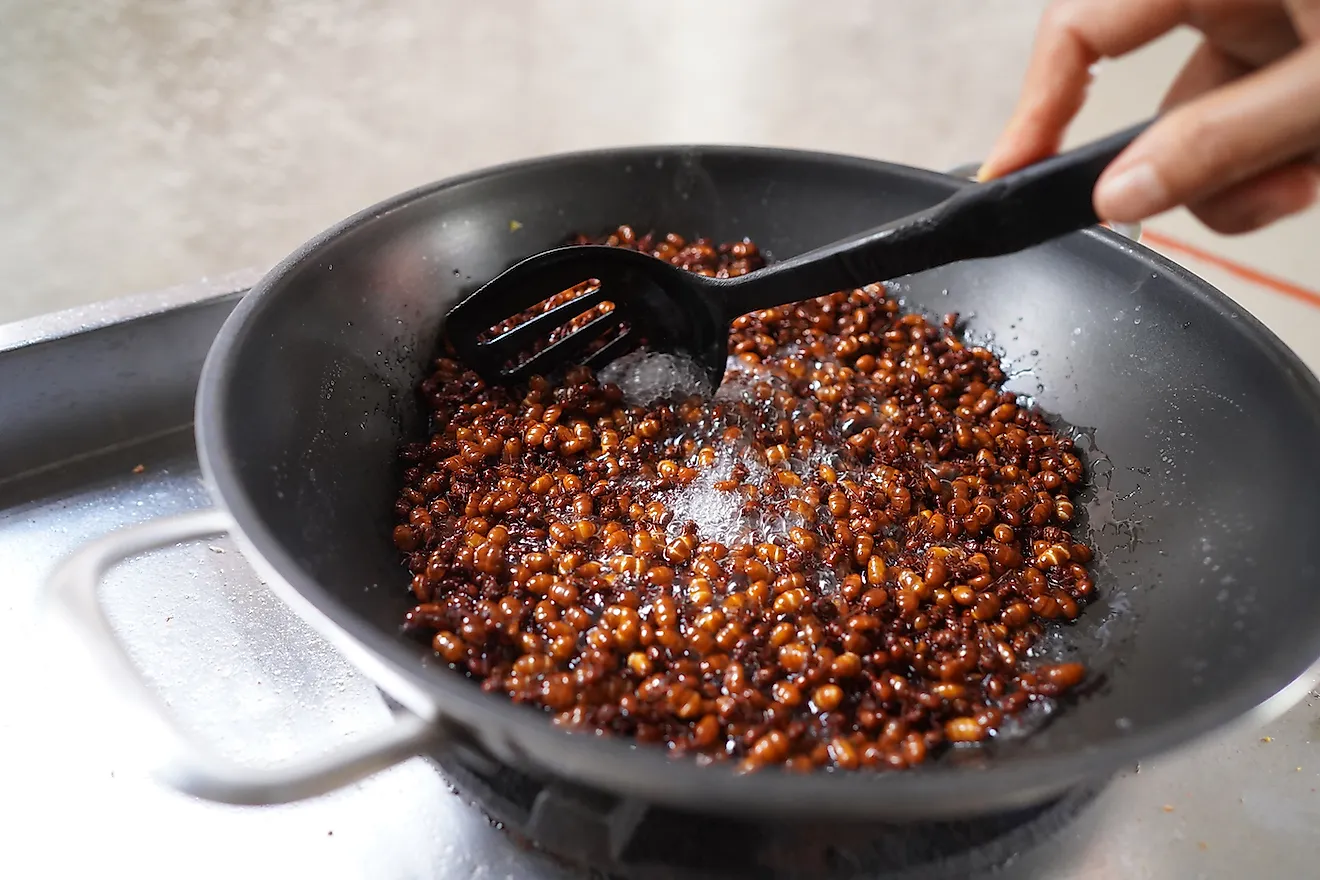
[445,121,1150,393]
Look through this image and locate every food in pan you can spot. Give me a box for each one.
[391,226,1095,772]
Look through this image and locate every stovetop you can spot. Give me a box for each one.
[4,278,1319,879]
[433,749,1103,880]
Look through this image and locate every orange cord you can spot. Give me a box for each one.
[1142,228,1320,311]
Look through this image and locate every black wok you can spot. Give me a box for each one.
[108,146,1320,819]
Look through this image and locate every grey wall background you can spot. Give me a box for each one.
[2,0,1315,326]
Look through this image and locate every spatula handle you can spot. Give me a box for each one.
[720,120,1152,318]
[935,119,1152,259]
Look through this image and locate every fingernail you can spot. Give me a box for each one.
[976,137,1016,182]
[976,125,1013,182]
[1094,163,1169,223]
[976,154,1008,182]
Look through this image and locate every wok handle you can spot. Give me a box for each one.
[41,508,440,805]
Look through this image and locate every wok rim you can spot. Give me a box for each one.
[194,143,1320,815]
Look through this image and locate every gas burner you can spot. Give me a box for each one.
[429,749,1104,880]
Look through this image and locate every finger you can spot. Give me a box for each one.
[1286,0,1320,41]
[1161,40,1252,111]
[978,0,1189,180]
[1188,1,1299,67]
[1093,43,1320,222]
[1188,160,1320,233]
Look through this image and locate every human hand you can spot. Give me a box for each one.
[979,0,1320,234]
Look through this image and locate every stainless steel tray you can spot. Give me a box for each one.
[4,277,1318,879]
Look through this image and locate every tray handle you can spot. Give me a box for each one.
[42,508,439,805]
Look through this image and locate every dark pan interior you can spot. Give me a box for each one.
[197,146,1320,817]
